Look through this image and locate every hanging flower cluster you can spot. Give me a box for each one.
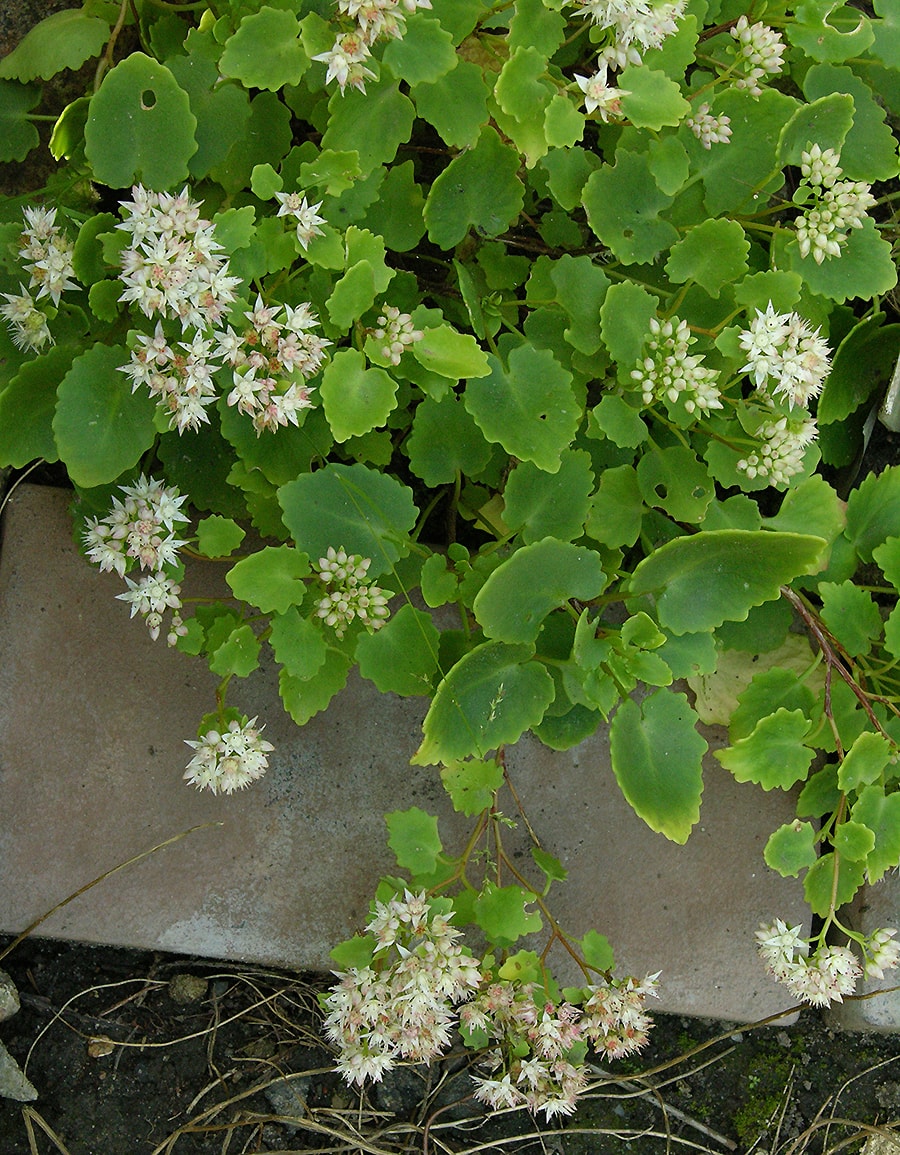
[735,302,831,485]
[324,890,660,1120]
[315,546,391,638]
[756,920,900,1007]
[1,206,76,350]
[82,475,190,644]
[184,716,275,795]
[794,144,876,264]
[630,315,724,420]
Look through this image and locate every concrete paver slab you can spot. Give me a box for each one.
[828,878,900,1031]
[0,485,808,1022]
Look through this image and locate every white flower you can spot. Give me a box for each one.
[574,67,630,120]
[273,191,327,250]
[370,304,424,364]
[0,286,53,351]
[184,717,274,795]
[794,149,875,264]
[685,102,732,148]
[730,15,785,96]
[83,475,189,576]
[315,546,390,637]
[739,304,831,407]
[864,928,900,980]
[116,574,183,641]
[313,34,377,94]
[737,412,818,487]
[629,315,723,418]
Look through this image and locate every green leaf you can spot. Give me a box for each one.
[386,806,443,874]
[278,647,351,724]
[798,766,841,818]
[664,219,749,299]
[406,393,493,486]
[0,345,73,465]
[818,314,898,424]
[166,53,251,180]
[413,58,489,149]
[586,465,644,548]
[821,580,884,659]
[581,929,615,972]
[550,255,610,355]
[195,515,245,558]
[764,820,818,877]
[53,344,157,486]
[440,758,504,816]
[412,324,490,379]
[269,608,327,680]
[84,54,197,189]
[787,0,874,61]
[629,530,826,635]
[474,539,606,645]
[837,731,893,791]
[0,9,110,81]
[356,604,440,696]
[590,394,648,449]
[544,94,584,149]
[363,161,426,251]
[845,466,900,562]
[209,90,291,193]
[763,474,845,544]
[321,77,415,175]
[532,847,567,888]
[0,80,40,161]
[637,445,713,523]
[320,349,398,443]
[225,546,311,614]
[474,882,542,947]
[803,65,899,181]
[383,13,457,85]
[424,127,525,249]
[412,641,555,764]
[609,689,706,844]
[329,934,376,969]
[210,624,261,677]
[804,852,866,915]
[735,270,803,315]
[278,462,417,579]
[503,449,594,544]
[647,134,690,196]
[851,785,900,882]
[715,708,815,790]
[540,147,601,211]
[599,283,659,370]
[420,553,459,608]
[583,151,678,264]
[787,218,897,304]
[776,93,855,167]
[619,65,690,129]
[464,346,579,474]
[495,46,552,120]
[220,7,308,90]
[833,820,876,861]
[729,667,817,742]
[509,0,566,53]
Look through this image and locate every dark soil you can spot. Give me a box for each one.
[1,936,899,1155]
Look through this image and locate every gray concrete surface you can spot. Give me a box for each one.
[0,484,813,1022]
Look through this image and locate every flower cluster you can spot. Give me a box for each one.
[274,190,327,250]
[756,920,900,1007]
[119,324,220,434]
[117,186,240,330]
[216,296,329,434]
[580,973,660,1058]
[315,547,391,638]
[184,716,274,795]
[371,304,424,365]
[570,0,687,70]
[735,302,832,485]
[685,102,732,149]
[1,205,76,350]
[630,315,723,420]
[323,891,483,1085]
[82,475,190,643]
[729,15,786,96]
[315,0,433,94]
[794,145,876,264]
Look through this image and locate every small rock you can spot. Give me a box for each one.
[168,974,208,1005]
[0,1040,38,1102]
[87,1037,116,1058]
[264,1076,310,1129]
[776,1030,792,1048]
[373,1064,429,1116]
[0,970,19,1022]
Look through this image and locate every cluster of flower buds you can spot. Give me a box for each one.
[314,0,434,94]
[730,15,786,96]
[184,715,274,795]
[570,0,687,71]
[82,475,190,644]
[757,919,900,1007]
[794,145,876,265]
[685,102,732,149]
[1,206,76,350]
[315,546,391,638]
[371,304,424,365]
[630,315,724,420]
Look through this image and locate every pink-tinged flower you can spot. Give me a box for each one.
[313,34,376,94]
[574,67,629,121]
[184,717,274,795]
